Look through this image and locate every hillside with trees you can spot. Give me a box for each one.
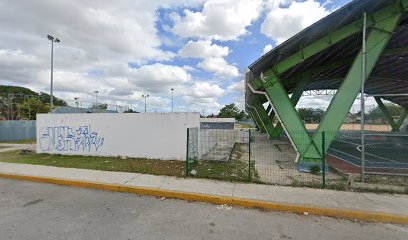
[0,85,67,120]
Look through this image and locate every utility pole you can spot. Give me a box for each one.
[94,91,99,108]
[142,94,149,113]
[171,88,175,112]
[74,97,79,108]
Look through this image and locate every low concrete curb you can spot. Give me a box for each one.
[1,172,407,225]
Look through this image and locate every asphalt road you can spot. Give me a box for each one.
[0,179,407,240]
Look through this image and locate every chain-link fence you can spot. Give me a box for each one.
[186,128,407,192]
[186,94,408,192]
[186,128,254,182]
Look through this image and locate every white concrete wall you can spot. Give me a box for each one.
[36,113,200,160]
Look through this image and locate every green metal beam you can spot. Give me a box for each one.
[253,100,279,138]
[374,97,399,131]
[382,47,408,56]
[251,45,408,93]
[266,104,272,114]
[267,78,308,139]
[249,2,407,93]
[396,108,408,130]
[248,3,403,162]
[375,97,408,131]
[247,105,266,133]
[307,10,402,157]
[258,76,321,160]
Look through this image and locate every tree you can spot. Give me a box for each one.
[0,85,67,119]
[124,108,138,113]
[19,97,41,120]
[297,108,325,123]
[366,103,404,123]
[218,103,247,120]
[38,92,67,107]
[93,103,108,110]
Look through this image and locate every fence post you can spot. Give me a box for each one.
[248,129,251,181]
[322,131,326,189]
[186,128,189,177]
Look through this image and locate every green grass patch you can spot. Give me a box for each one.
[188,143,258,182]
[0,151,185,177]
[235,123,253,129]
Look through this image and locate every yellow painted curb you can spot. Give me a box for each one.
[1,172,407,225]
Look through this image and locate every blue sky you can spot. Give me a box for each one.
[0,0,352,114]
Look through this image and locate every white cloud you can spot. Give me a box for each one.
[188,82,225,98]
[0,49,45,85]
[261,0,330,44]
[178,40,239,78]
[181,82,226,114]
[127,63,192,93]
[263,44,273,54]
[227,80,245,92]
[197,58,239,77]
[171,0,263,41]
[0,1,207,96]
[182,65,196,72]
[178,40,229,58]
[0,0,250,113]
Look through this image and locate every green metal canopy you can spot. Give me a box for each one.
[245,0,408,167]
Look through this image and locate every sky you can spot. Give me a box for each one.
[0,0,352,114]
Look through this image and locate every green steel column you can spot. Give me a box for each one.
[374,97,399,131]
[186,128,189,176]
[253,77,321,161]
[267,78,308,139]
[375,97,408,131]
[253,100,278,139]
[249,5,403,162]
[309,11,402,156]
[266,104,272,115]
[248,129,251,181]
[395,108,408,130]
[247,106,266,133]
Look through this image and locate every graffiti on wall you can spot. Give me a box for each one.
[39,125,104,152]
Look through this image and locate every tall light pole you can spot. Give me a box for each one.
[74,97,79,108]
[360,12,367,182]
[47,34,60,113]
[171,88,175,112]
[94,91,99,108]
[142,94,149,113]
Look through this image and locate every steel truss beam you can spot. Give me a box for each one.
[302,90,337,96]
[374,97,408,131]
[249,3,407,92]
[264,78,308,139]
[247,2,404,164]
[246,104,266,133]
[253,99,278,138]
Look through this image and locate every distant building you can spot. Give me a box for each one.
[200,118,235,129]
[53,106,118,114]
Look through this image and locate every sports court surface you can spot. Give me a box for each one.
[327,131,408,175]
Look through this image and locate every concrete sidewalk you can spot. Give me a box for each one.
[0,162,407,223]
